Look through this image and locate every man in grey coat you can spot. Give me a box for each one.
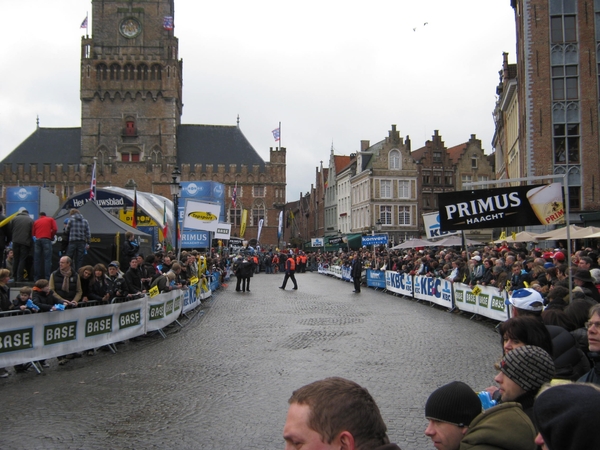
[11,209,34,281]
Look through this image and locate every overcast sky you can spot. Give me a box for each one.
[0,1,516,202]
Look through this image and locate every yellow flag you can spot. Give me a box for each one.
[511,231,517,241]
[189,276,199,286]
[499,231,507,240]
[149,285,159,298]
[0,209,21,228]
[472,286,481,296]
[240,209,248,237]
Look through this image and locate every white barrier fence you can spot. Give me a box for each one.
[0,290,187,367]
[318,265,509,322]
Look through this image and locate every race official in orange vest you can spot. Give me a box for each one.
[279,254,298,290]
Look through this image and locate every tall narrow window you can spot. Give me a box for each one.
[398,180,409,198]
[125,120,136,136]
[137,64,148,80]
[380,205,392,224]
[551,15,577,43]
[110,63,121,80]
[124,64,135,80]
[398,206,411,225]
[380,180,391,198]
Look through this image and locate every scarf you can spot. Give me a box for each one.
[60,267,73,292]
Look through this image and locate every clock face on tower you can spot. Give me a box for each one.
[120,18,142,38]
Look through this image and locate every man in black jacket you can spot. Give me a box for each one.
[351,253,363,293]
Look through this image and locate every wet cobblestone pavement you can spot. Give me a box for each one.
[0,272,500,449]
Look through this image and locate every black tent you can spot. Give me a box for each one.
[53,201,152,268]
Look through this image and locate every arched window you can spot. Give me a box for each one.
[251,201,266,226]
[124,117,137,137]
[96,63,108,81]
[123,64,135,80]
[150,64,162,81]
[137,64,148,80]
[389,149,401,170]
[151,147,162,163]
[109,63,121,81]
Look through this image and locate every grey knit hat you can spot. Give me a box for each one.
[500,345,555,392]
[425,381,482,427]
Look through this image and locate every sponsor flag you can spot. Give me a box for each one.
[163,16,174,30]
[499,231,507,240]
[132,188,138,228]
[163,200,168,241]
[257,218,264,242]
[511,231,517,241]
[90,160,97,200]
[278,210,283,240]
[231,182,237,208]
[240,209,248,237]
[80,16,88,29]
[272,127,280,141]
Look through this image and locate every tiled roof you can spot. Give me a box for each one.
[1,127,81,169]
[411,145,428,161]
[1,125,267,172]
[334,155,351,173]
[177,125,265,170]
[447,143,468,165]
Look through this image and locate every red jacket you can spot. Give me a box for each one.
[33,215,58,240]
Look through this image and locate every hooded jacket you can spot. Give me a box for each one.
[459,402,536,450]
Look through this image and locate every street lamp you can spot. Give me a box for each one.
[169,167,182,257]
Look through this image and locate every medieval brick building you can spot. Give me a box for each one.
[0,0,286,246]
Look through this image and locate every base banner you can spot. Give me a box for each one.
[413,275,454,309]
[453,282,509,321]
[0,297,147,367]
[146,290,184,332]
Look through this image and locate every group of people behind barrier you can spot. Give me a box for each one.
[309,239,600,449]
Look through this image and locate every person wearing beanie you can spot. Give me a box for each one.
[424,381,482,450]
[533,383,600,450]
[493,345,555,423]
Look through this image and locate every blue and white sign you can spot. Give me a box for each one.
[361,234,388,246]
[311,238,324,247]
[367,270,386,288]
[181,231,210,248]
[422,211,459,239]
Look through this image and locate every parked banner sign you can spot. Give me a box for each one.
[422,211,459,239]
[438,183,565,231]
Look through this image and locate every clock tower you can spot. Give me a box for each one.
[80,0,182,166]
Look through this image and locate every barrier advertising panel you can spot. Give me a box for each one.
[366,270,386,288]
[452,282,509,321]
[413,275,453,309]
[385,271,413,297]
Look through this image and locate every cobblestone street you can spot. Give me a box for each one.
[0,272,500,449]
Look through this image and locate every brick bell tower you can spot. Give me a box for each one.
[80,0,182,166]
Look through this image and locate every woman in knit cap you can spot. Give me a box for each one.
[533,383,600,450]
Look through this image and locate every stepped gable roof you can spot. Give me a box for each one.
[177,124,265,171]
[1,127,81,169]
[447,143,468,165]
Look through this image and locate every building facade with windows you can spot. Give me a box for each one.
[509,0,600,217]
[351,125,420,244]
[0,0,286,245]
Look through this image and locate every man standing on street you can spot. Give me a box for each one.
[351,253,363,293]
[33,211,57,281]
[11,209,34,281]
[65,208,91,272]
[279,253,298,290]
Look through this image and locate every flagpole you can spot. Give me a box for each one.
[278,121,281,151]
[86,12,89,37]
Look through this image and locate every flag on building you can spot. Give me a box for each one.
[272,127,280,141]
[80,16,88,29]
[231,182,237,208]
[132,188,138,228]
[278,210,283,240]
[163,16,174,30]
[240,209,248,237]
[90,160,97,200]
[163,200,168,242]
